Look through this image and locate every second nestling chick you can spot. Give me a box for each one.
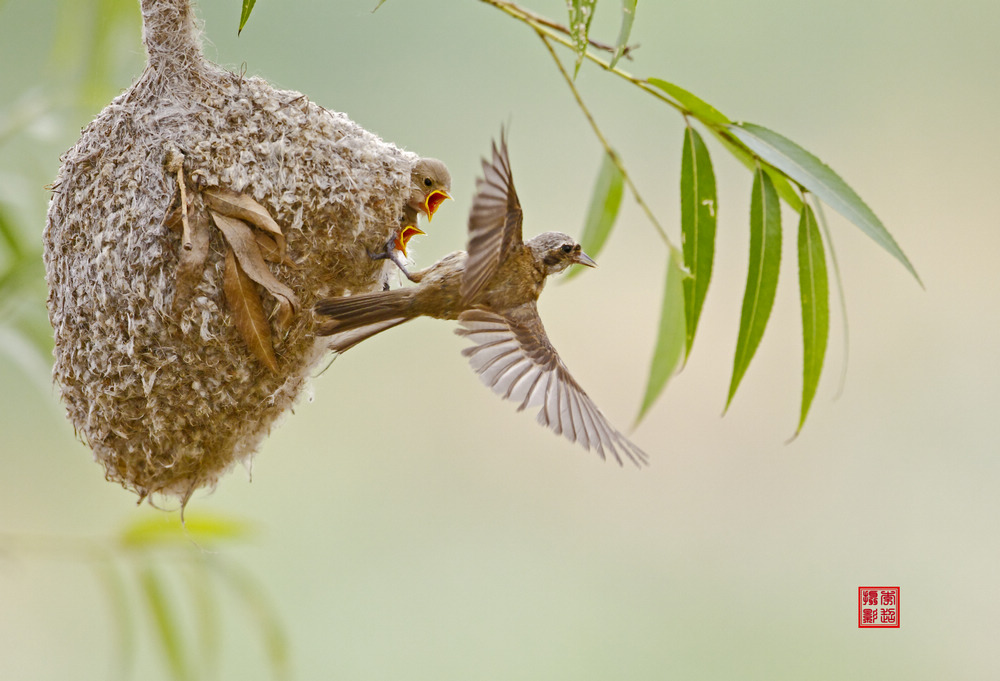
[373,157,452,279]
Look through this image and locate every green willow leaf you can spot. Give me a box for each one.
[139,566,191,681]
[90,557,137,680]
[0,203,24,260]
[567,150,624,280]
[638,247,687,423]
[185,562,221,679]
[727,122,920,285]
[680,125,717,356]
[708,128,802,211]
[796,203,829,433]
[238,0,257,35]
[609,0,638,69]
[372,0,388,11]
[210,558,290,681]
[120,513,253,549]
[646,78,731,126]
[568,0,597,77]
[727,166,782,410]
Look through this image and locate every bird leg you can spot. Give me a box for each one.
[369,235,422,282]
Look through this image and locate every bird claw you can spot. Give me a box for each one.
[369,236,420,283]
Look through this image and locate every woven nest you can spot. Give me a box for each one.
[43,0,421,503]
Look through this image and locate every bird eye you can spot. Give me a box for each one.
[423,178,433,187]
[561,244,572,253]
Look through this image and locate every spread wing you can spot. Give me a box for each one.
[456,307,648,467]
[460,130,523,305]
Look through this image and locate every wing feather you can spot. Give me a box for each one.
[456,306,648,466]
[461,130,524,305]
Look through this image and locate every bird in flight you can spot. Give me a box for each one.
[316,131,647,466]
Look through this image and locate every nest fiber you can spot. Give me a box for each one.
[44,0,416,501]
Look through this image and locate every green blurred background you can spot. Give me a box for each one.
[2,0,998,678]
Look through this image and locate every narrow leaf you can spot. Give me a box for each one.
[795,203,829,433]
[0,326,54,395]
[0,204,24,259]
[238,0,256,35]
[185,561,221,679]
[224,247,279,372]
[255,232,280,262]
[204,187,287,261]
[609,0,638,69]
[372,0,388,11]
[637,247,687,423]
[679,125,717,355]
[727,122,920,285]
[90,557,136,680]
[170,207,211,315]
[727,166,782,409]
[210,558,290,681]
[139,566,191,681]
[120,513,254,549]
[567,150,624,280]
[709,127,802,211]
[647,78,731,126]
[568,0,598,77]
[253,231,296,269]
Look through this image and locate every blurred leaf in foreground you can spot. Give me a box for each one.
[209,558,291,681]
[120,513,254,549]
[140,565,192,681]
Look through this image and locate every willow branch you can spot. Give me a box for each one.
[537,32,673,249]
[480,0,686,115]
[487,0,637,58]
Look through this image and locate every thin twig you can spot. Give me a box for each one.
[164,146,192,250]
[494,0,637,58]
[480,0,687,117]
[537,31,673,249]
[177,164,192,250]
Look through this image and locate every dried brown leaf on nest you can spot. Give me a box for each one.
[205,187,287,262]
[254,231,296,268]
[210,209,298,323]
[223,247,279,372]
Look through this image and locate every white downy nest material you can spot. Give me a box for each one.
[43,0,416,503]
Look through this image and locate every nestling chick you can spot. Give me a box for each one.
[374,158,452,280]
[316,131,646,466]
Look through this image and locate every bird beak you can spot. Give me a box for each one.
[394,225,425,256]
[423,190,451,221]
[572,250,598,268]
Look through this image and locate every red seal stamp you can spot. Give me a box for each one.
[858,587,900,628]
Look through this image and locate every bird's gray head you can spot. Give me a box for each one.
[410,158,452,219]
[527,232,598,276]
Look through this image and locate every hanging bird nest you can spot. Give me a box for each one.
[43,0,419,504]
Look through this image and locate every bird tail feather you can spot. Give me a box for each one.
[315,289,417,353]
